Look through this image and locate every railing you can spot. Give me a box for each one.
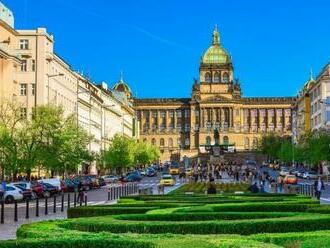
[0,183,139,224]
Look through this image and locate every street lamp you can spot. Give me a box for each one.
[47,73,64,104]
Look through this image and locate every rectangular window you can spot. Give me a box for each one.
[21,60,27,71]
[177,110,182,118]
[20,84,27,96]
[31,84,35,96]
[169,110,174,118]
[19,39,29,50]
[20,108,27,118]
[31,59,36,71]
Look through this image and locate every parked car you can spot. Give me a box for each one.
[303,171,318,180]
[160,174,175,186]
[283,175,298,185]
[39,178,61,191]
[31,181,44,197]
[102,175,119,184]
[11,184,35,200]
[139,170,146,177]
[98,177,106,187]
[4,185,23,203]
[63,179,76,192]
[123,172,142,182]
[40,182,59,197]
[280,168,290,176]
[146,168,157,177]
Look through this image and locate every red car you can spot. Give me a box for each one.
[31,181,44,197]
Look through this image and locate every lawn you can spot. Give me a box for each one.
[2,191,330,248]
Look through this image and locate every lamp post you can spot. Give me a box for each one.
[47,73,64,104]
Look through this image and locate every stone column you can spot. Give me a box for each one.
[204,108,208,127]
[165,110,169,129]
[149,110,152,130]
[212,108,216,125]
[140,110,144,132]
[157,110,161,131]
[174,109,177,130]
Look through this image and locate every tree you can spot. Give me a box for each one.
[134,142,160,165]
[258,133,283,161]
[305,130,330,165]
[277,140,293,163]
[0,101,25,179]
[103,135,136,173]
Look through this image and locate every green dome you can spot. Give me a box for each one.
[113,77,132,98]
[201,26,231,64]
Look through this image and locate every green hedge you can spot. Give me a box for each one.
[68,206,157,218]
[114,212,298,221]
[0,239,154,248]
[61,214,330,235]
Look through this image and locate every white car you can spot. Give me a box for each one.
[4,185,23,203]
[101,175,119,184]
[303,171,318,180]
[280,169,290,176]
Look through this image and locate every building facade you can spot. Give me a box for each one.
[0,3,137,174]
[294,64,330,139]
[135,27,295,162]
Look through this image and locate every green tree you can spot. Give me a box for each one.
[134,142,160,165]
[103,135,136,173]
[306,130,330,165]
[258,133,283,161]
[277,140,293,163]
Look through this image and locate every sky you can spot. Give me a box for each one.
[4,0,330,98]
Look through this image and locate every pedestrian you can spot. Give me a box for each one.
[77,181,84,203]
[207,183,217,194]
[0,181,4,202]
[314,176,325,200]
[277,176,283,193]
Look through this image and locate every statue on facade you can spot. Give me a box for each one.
[213,128,220,145]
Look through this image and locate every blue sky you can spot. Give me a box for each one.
[4,0,330,98]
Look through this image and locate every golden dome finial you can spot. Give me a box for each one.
[212,25,220,45]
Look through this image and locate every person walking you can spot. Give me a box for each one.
[314,176,325,200]
[0,181,4,202]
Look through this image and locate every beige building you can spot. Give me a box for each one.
[134,27,295,162]
[0,2,137,174]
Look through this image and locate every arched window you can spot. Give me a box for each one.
[168,138,173,147]
[206,136,211,145]
[151,138,156,146]
[244,137,250,150]
[213,72,220,83]
[223,136,229,145]
[185,138,190,146]
[205,72,211,83]
[160,138,165,147]
[222,72,229,83]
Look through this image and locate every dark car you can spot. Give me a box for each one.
[124,172,142,182]
[146,168,157,177]
[40,182,58,197]
[63,179,76,192]
[14,185,35,200]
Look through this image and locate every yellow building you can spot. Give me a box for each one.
[134,27,295,162]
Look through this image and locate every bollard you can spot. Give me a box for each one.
[67,193,71,209]
[111,187,114,200]
[61,194,64,212]
[14,201,18,222]
[108,187,110,201]
[79,193,83,207]
[45,197,48,215]
[1,201,4,224]
[36,198,39,217]
[53,195,56,213]
[25,198,29,219]
[84,192,87,206]
[74,192,77,207]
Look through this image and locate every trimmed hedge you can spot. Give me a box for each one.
[68,206,157,218]
[114,212,298,221]
[61,214,330,235]
[0,238,154,248]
